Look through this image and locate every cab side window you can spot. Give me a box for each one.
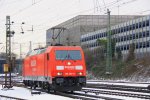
[47,53,49,60]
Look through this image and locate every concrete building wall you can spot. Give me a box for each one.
[46,15,143,46]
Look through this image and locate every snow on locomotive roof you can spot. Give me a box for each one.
[26,48,46,56]
[26,46,81,57]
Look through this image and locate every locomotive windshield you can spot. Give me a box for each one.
[56,50,81,60]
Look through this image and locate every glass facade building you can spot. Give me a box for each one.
[81,15,150,59]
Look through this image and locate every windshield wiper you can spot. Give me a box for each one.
[68,54,76,62]
[61,55,68,62]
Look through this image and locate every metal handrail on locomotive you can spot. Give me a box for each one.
[23,46,86,91]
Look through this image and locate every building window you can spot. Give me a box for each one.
[136,23,138,29]
[127,35,130,40]
[124,36,127,41]
[146,20,149,26]
[84,38,86,42]
[97,34,99,38]
[143,31,146,37]
[98,33,101,38]
[90,36,92,40]
[92,35,95,40]
[121,27,124,32]
[101,33,104,37]
[133,34,135,39]
[112,29,115,34]
[121,36,123,42]
[85,37,87,41]
[124,26,126,32]
[121,46,124,51]
[127,45,129,50]
[139,43,142,48]
[139,32,142,38]
[129,25,132,31]
[115,38,118,42]
[87,37,89,41]
[104,32,106,37]
[136,43,138,49]
[94,35,97,39]
[81,38,84,42]
[117,37,120,42]
[139,22,142,28]
[95,34,98,39]
[132,24,135,30]
[146,31,149,37]
[143,21,145,27]
[126,26,129,31]
[136,33,138,39]
[146,41,150,47]
[143,42,146,48]
[89,36,92,40]
[124,45,127,50]
[118,28,121,33]
[130,34,132,40]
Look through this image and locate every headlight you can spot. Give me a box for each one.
[57,72,63,76]
[77,72,83,76]
[75,65,83,70]
[56,66,64,70]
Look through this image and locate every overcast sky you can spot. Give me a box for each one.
[0,0,150,57]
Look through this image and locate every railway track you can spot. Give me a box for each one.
[55,91,123,100]
[1,80,150,100]
[26,86,122,100]
[0,82,120,100]
[82,88,150,100]
[86,82,150,93]
[0,94,26,100]
[87,80,150,85]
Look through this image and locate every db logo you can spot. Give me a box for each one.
[31,60,36,67]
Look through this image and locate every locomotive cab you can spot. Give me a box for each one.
[51,49,86,91]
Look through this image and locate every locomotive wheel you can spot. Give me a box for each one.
[47,86,51,93]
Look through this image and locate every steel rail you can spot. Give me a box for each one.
[86,83,150,93]
[55,91,123,100]
[82,88,150,99]
[0,94,26,100]
[87,80,150,84]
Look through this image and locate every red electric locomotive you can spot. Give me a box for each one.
[23,46,86,91]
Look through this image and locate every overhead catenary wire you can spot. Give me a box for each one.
[0,0,145,45]
[0,0,138,29]
[102,0,107,10]
[36,0,137,29]
[0,0,147,57]
[10,0,139,39]
[17,0,138,43]
[0,0,141,40]
[0,0,45,22]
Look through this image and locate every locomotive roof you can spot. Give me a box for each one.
[26,46,82,57]
[26,48,46,56]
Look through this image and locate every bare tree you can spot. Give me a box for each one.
[126,43,135,62]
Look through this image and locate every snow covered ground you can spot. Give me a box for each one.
[0,85,74,100]
[0,79,150,100]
